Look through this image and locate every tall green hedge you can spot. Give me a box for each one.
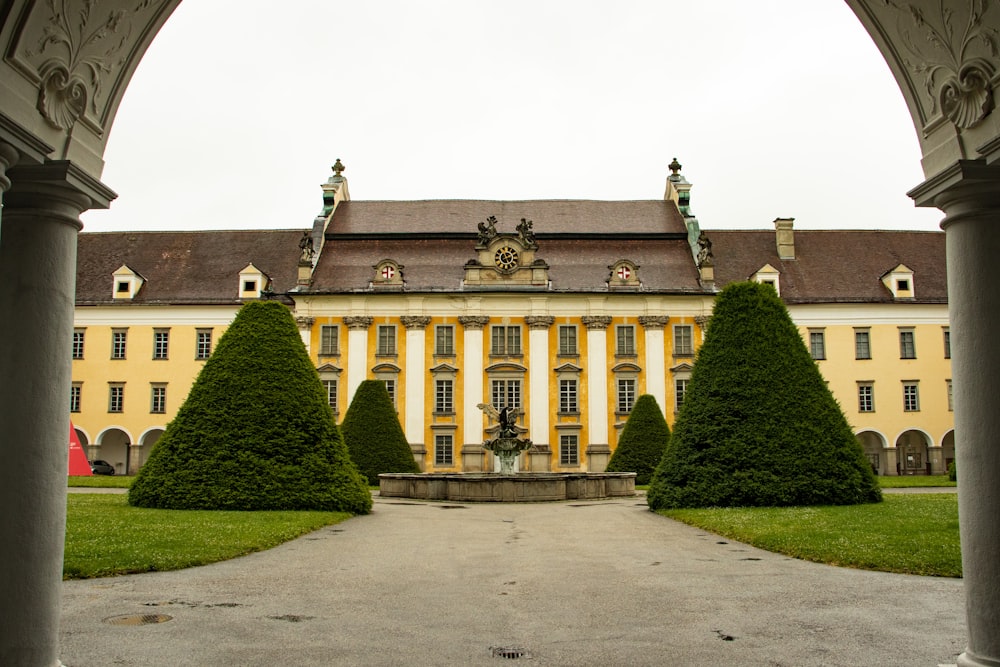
[128,301,372,513]
[605,394,670,485]
[340,379,421,485]
[647,282,881,509]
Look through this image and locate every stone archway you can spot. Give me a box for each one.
[95,428,132,476]
[896,429,932,476]
[856,430,888,476]
[1,3,1000,667]
[135,428,165,472]
[942,429,956,473]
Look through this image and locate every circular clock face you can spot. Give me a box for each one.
[494,246,519,271]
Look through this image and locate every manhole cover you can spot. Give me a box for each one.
[103,614,173,626]
[490,646,529,659]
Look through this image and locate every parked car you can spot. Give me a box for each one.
[89,460,115,475]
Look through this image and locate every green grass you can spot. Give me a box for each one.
[658,494,961,577]
[878,474,955,488]
[64,494,351,579]
[69,475,133,488]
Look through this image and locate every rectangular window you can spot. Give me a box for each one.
[377,325,397,356]
[111,329,127,359]
[675,378,689,411]
[435,434,454,466]
[491,326,521,356]
[558,325,578,355]
[320,325,339,356]
[943,328,951,359]
[322,379,338,413]
[560,434,579,466]
[70,383,81,413]
[559,379,578,414]
[491,379,521,411]
[108,384,124,413]
[947,379,953,412]
[617,378,636,413]
[858,383,874,413]
[855,329,871,360]
[435,325,455,356]
[153,329,169,360]
[673,325,693,356]
[383,379,396,407]
[903,382,920,412]
[151,385,167,414]
[196,329,213,360]
[899,329,916,359]
[616,325,636,356]
[72,329,85,360]
[435,379,454,413]
[809,330,826,360]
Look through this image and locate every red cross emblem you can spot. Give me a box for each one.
[617,265,631,280]
[381,265,395,280]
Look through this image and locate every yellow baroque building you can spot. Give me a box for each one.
[72,163,951,476]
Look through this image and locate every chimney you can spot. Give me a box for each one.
[774,218,795,260]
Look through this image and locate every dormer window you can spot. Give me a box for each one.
[111,265,145,300]
[752,264,780,296]
[882,264,915,299]
[373,259,404,289]
[608,260,641,290]
[238,263,269,299]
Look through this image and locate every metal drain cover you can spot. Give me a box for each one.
[491,646,529,659]
[103,613,173,626]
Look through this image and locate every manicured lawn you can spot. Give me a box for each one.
[658,494,960,577]
[64,494,351,579]
[68,475,132,488]
[878,474,955,488]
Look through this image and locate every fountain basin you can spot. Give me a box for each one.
[378,472,636,502]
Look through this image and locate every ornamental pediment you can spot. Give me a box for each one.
[464,215,549,289]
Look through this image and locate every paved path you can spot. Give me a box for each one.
[60,495,966,666]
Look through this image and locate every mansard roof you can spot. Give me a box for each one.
[75,230,306,305]
[326,199,689,236]
[310,199,703,293]
[709,229,947,303]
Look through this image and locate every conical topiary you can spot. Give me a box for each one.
[605,394,670,485]
[128,301,372,513]
[340,379,421,485]
[647,281,881,509]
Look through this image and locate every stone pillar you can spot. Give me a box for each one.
[459,316,488,472]
[525,316,554,472]
[401,316,431,464]
[0,160,112,667]
[911,161,1000,667]
[0,141,19,239]
[294,316,314,353]
[638,316,670,416]
[582,316,612,471]
[343,316,372,404]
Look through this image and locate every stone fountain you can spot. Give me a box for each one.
[378,403,636,502]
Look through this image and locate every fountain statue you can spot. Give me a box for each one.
[477,403,533,474]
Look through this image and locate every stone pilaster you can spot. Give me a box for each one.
[343,316,372,405]
[401,316,430,457]
[583,315,610,469]
[639,316,669,415]
[459,316,489,470]
[525,316,553,463]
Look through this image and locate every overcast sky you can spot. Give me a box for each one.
[80,1,945,235]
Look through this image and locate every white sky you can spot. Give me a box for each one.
[80,0,945,234]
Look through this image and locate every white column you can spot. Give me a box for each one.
[526,316,553,445]
[343,316,372,404]
[583,316,611,456]
[639,316,669,416]
[401,317,430,446]
[459,316,488,460]
[0,161,111,667]
[295,316,313,354]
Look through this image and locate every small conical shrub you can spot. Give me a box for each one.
[605,394,670,485]
[647,281,881,509]
[340,379,421,485]
[128,301,372,513]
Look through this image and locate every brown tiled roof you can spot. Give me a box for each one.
[709,229,947,303]
[310,199,702,293]
[76,230,307,305]
[328,200,689,235]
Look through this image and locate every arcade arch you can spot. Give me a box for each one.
[855,430,888,476]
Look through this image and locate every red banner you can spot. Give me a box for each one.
[68,422,92,476]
